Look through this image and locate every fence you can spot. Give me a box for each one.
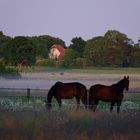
[0,87,140,111]
[0,87,48,98]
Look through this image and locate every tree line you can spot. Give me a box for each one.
[0,30,140,69]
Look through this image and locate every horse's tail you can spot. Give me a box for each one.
[45,84,56,110]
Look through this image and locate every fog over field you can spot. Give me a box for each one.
[0,72,139,92]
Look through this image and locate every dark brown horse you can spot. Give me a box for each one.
[45,81,87,110]
[89,76,129,113]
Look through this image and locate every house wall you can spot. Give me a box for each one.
[49,48,60,59]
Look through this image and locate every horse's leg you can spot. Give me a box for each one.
[76,97,80,111]
[56,97,62,109]
[92,98,99,111]
[110,101,115,113]
[117,101,122,113]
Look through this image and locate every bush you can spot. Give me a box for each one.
[0,62,19,73]
[45,59,56,67]
[36,59,47,66]
[36,58,56,67]
[75,58,86,68]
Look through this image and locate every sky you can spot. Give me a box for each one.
[0,0,140,45]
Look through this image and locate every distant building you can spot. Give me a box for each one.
[49,44,65,61]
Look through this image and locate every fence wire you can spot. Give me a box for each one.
[0,88,140,112]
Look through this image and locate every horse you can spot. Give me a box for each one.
[89,76,129,113]
[45,81,87,110]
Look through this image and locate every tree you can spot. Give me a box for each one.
[132,44,140,67]
[104,30,133,67]
[84,30,134,67]
[0,31,12,63]
[6,36,37,66]
[60,48,78,67]
[69,37,86,57]
[84,36,107,66]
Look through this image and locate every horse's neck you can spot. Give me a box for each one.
[47,85,55,102]
[112,81,125,93]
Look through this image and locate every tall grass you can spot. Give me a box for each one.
[0,110,140,140]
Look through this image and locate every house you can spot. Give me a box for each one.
[49,44,65,61]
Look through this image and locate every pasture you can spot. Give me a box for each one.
[0,68,140,140]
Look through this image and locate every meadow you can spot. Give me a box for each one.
[0,109,140,140]
[0,67,140,140]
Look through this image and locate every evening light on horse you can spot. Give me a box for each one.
[89,76,129,113]
[45,81,87,111]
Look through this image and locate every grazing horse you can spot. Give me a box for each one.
[45,81,87,110]
[89,76,129,113]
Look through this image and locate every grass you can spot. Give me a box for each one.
[0,109,140,140]
[0,91,140,140]
[17,66,140,74]
[0,93,140,112]
[0,67,140,139]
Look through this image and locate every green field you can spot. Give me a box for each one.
[0,67,140,140]
[0,92,140,140]
[0,91,140,112]
[18,66,140,74]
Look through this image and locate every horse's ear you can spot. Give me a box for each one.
[124,76,126,79]
[127,76,129,80]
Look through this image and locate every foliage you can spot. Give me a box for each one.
[75,57,86,68]
[60,48,78,67]
[0,32,65,66]
[69,37,86,57]
[35,58,47,66]
[0,30,140,67]
[0,31,12,63]
[45,59,56,67]
[6,36,36,66]
[36,58,56,67]
[84,36,106,66]
[132,44,140,67]
[0,63,19,73]
[84,30,134,67]
[31,35,65,59]
[0,58,19,73]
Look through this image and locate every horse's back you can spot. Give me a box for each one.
[89,84,113,101]
[57,82,86,90]
[54,82,87,99]
[89,84,110,93]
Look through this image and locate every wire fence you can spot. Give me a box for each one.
[0,87,140,112]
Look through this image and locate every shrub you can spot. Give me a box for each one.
[36,59,46,66]
[45,59,56,67]
[36,58,55,67]
[0,62,19,74]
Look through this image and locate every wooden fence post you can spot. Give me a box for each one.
[27,88,30,101]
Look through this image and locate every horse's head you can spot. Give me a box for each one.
[123,76,129,91]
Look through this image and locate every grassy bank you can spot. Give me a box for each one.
[0,92,139,112]
[18,66,140,74]
[0,110,139,140]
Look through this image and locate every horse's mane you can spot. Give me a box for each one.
[111,79,125,92]
[47,84,56,102]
